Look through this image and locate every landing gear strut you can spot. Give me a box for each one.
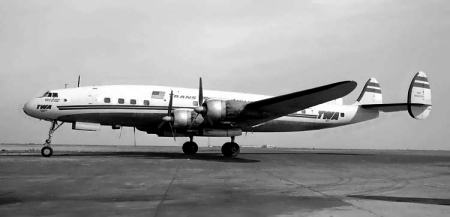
[41,120,63,157]
[182,136,198,155]
[221,136,240,157]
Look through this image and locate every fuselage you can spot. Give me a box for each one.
[23,85,379,135]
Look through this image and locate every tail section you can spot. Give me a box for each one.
[359,71,432,120]
[356,78,383,104]
[408,71,432,120]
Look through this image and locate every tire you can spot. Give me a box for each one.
[182,142,198,155]
[41,146,53,157]
[221,142,240,157]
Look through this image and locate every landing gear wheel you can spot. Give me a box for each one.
[221,142,240,157]
[182,142,198,155]
[41,146,53,157]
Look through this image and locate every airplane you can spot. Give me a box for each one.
[23,72,432,158]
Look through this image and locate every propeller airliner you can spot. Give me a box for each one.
[23,72,432,157]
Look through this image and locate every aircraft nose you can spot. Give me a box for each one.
[23,99,34,116]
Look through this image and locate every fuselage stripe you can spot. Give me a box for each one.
[58,105,320,119]
[57,105,195,110]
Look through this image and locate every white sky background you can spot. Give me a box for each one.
[1,0,449,150]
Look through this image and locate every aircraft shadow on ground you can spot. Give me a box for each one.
[6,151,260,163]
[348,195,450,206]
[244,152,373,156]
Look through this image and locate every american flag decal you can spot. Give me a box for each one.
[151,91,165,99]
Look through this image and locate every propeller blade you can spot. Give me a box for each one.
[190,78,205,127]
[199,77,203,105]
[168,122,176,141]
[194,77,206,114]
[157,122,165,129]
[133,127,136,147]
[168,90,173,116]
[158,90,175,129]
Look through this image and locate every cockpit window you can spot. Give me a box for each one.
[40,92,59,98]
[41,91,50,97]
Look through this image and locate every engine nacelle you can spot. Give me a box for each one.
[203,100,247,126]
[172,109,193,129]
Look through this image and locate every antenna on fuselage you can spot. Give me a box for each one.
[77,75,81,87]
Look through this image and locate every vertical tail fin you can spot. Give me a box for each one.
[356,78,383,104]
[408,71,432,120]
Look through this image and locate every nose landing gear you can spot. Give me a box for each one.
[41,120,63,157]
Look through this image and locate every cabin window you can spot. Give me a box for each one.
[143,100,150,106]
[118,98,124,104]
[104,98,111,103]
[301,110,306,114]
[52,93,58,98]
[151,91,165,99]
[193,101,198,106]
[341,113,345,117]
[130,99,136,105]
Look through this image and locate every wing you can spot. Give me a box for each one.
[234,80,357,127]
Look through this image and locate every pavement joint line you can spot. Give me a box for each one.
[153,160,182,217]
[259,169,384,217]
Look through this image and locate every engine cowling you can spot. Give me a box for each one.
[172,109,193,129]
[201,100,247,126]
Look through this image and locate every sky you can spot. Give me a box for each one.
[1,0,449,150]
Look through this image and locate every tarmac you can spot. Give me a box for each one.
[1,144,450,217]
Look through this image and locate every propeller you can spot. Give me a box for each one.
[133,127,136,147]
[158,90,176,141]
[194,77,205,114]
[190,78,205,129]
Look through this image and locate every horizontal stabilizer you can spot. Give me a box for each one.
[359,71,432,120]
[361,103,431,113]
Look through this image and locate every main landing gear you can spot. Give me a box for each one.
[182,136,240,157]
[41,120,63,157]
[221,136,240,157]
[182,136,198,155]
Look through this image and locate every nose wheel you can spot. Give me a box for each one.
[41,120,63,157]
[41,146,53,157]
